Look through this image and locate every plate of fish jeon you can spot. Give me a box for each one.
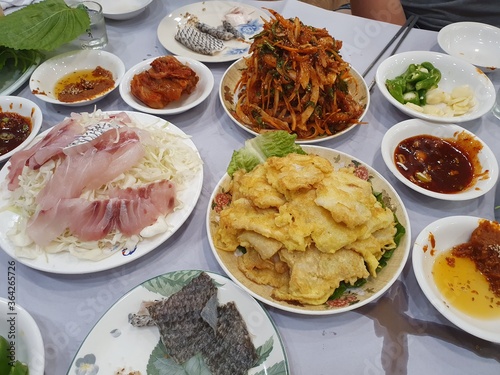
[157,1,269,63]
[119,55,214,115]
[219,11,369,143]
[207,145,411,315]
[0,111,203,274]
[68,270,289,375]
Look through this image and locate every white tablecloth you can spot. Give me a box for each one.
[1,0,499,374]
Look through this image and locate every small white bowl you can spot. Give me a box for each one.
[96,0,153,20]
[413,216,500,343]
[29,50,125,107]
[0,298,45,374]
[375,51,496,123]
[0,96,43,163]
[438,22,500,73]
[119,56,214,115]
[381,118,498,200]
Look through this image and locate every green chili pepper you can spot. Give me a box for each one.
[418,89,427,105]
[386,78,405,104]
[420,61,436,72]
[406,68,429,83]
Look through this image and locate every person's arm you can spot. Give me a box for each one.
[349,0,407,25]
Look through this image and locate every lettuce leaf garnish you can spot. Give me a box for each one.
[227,131,306,176]
[0,0,90,51]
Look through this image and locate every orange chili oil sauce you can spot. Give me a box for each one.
[0,112,32,156]
[394,131,485,194]
[54,66,115,103]
[432,219,500,319]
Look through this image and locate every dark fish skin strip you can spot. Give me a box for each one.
[195,21,234,41]
[222,20,244,40]
[144,272,258,374]
[204,302,259,375]
[128,313,155,327]
[175,26,224,55]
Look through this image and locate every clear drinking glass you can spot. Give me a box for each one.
[75,1,108,49]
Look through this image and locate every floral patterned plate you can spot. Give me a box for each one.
[206,145,411,315]
[157,1,269,63]
[67,270,289,375]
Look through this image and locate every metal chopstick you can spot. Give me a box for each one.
[365,15,420,92]
[362,15,418,78]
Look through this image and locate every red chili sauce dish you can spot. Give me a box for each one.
[0,112,32,156]
[393,131,485,194]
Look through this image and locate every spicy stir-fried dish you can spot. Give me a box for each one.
[234,9,365,140]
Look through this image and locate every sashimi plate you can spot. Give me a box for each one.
[0,111,203,274]
[67,270,289,374]
[157,1,269,63]
[206,146,411,315]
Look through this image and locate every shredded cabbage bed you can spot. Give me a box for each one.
[5,111,203,261]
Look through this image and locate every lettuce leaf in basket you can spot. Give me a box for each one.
[227,131,306,176]
[0,0,89,51]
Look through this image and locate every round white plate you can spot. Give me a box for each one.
[119,56,214,115]
[206,145,411,315]
[96,0,153,20]
[157,1,269,63]
[0,111,203,274]
[0,96,43,164]
[412,216,500,343]
[219,58,370,144]
[0,297,45,375]
[375,51,496,123]
[438,22,500,73]
[29,50,125,107]
[67,270,289,374]
[381,118,498,200]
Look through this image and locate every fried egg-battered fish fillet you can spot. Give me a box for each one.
[265,153,333,193]
[273,246,369,305]
[232,165,285,208]
[238,248,289,288]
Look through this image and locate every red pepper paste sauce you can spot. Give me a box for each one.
[452,219,500,298]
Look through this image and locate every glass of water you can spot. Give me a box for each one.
[75,1,108,49]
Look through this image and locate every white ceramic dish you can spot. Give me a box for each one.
[67,270,289,374]
[119,56,214,115]
[219,58,370,144]
[0,96,43,164]
[0,111,203,274]
[0,297,45,375]
[375,51,496,123]
[96,0,153,20]
[157,1,269,63]
[412,216,500,343]
[381,118,498,200]
[438,22,500,73]
[206,145,411,315]
[29,50,125,106]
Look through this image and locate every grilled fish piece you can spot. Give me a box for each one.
[146,272,217,363]
[175,26,225,55]
[142,272,258,374]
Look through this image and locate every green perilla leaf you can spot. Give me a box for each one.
[0,0,90,51]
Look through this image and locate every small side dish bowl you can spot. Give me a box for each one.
[375,51,496,123]
[0,297,45,375]
[381,118,498,200]
[119,56,214,115]
[96,0,153,20]
[0,96,43,163]
[29,50,125,107]
[219,58,370,144]
[413,216,500,343]
[438,22,500,73]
